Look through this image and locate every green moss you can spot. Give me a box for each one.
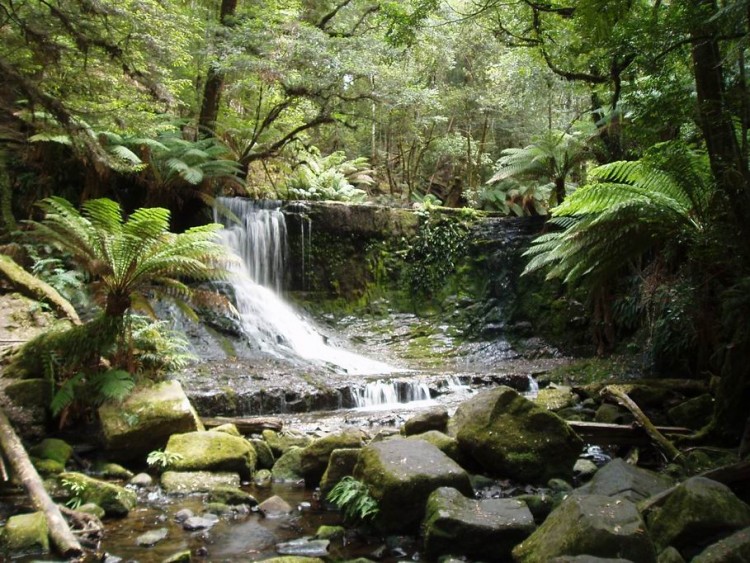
[205,326,237,357]
[59,472,136,517]
[165,431,256,479]
[2,511,49,555]
[29,438,72,465]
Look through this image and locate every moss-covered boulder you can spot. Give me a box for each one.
[165,430,256,480]
[262,429,312,457]
[422,486,535,560]
[160,471,240,494]
[212,423,241,436]
[403,407,449,436]
[3,378,51,409]
[353,438,472,532]
[207,486,257,506]
[1,511,49,555]
[645,477,750,558]
[59,472,136,517]
[250,438,275,469]
[692,526,750,562]
[577,458,673,503]
[272,446,304,482]
[512,494,656,562]
[32,458,65,476]
[98,380,203,460]
[300,429,366,486]
[91,461,134,480]
[320,448,360,495]
[406,430,466,466]
[667,394,714,430]
[449,386,583,483]
[29,438,73,465]
[535,386,577,411]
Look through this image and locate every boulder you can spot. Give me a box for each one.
[90,461,134,480]
[59,472,136,517]
[403,407,449,436]
[212,423,241,436]
[258,495,294,518]
[263,429,312,457]
[407,431,465,466]
[207,486,257,506]
[98,380,203,460]
[667,394,714,430]
[165,430,256,479]
[422,486,535,560]
[2,511,49,555]
[595,403,633,425]
[29,438,73,465]
[251,438,275,469]
[320,448,360,495]
[160,471,240,494]
[449,386,583,483]
[512,494,656,562]
[658,546,687,563]
[272,446,305,482]
[645,477,750,558]
[254,469,273,488]
[353,438,472,532]
[692,526,750,562]
[535,385,577,411]
[577,458,673,502]
[32,458,65,476]
[300,429,366,486]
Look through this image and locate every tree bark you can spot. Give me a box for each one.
[197,0,239,136]
[0,408,83,558]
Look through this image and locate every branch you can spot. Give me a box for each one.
[317,0,354,30]
[241,113,337,165]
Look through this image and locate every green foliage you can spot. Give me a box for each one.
[26,196,231,318]
[285,148,373,202]
[326,476,379,523]
[477,178,553,216]
[124,315,195,378]
[61,477,87,510]
[50,369,136,417]
[146,449,184,471]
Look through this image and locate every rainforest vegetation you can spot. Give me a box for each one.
[1,0,750,446]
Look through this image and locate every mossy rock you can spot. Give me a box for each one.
[692,525,750,562]
[91,461,135,480]
[272,446,304,482]
[595,403,633,425]
[402,407,449,436]
[32,457,65,476]
[59,472,136,517]
[315,525,345,540]
[251,438,275,469]
[77,503,106,519]
[577,458,673,503]
[1,511,49,556]
[3,378,51,409]
[668,394,714,430]
[320,448,360,495]
[406,430,466,466]
[160,471,240,494]
[645,477,750,557]
[165,430,256,480]
[212,423,241,437]
[262,429,312,457]
[449,386,583,483]
[353,438,472,533]
[300,429,366,486]
[29,438,73,465]
[99,380,204,460]
[512,494,656,562]
[207,486,257,506]
[535,386,577,411]
[162,550,192,563]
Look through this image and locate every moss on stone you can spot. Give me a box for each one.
[165,430,256,480]
[2,511,49,555]
[59,472,136,517]
[3,378,52,409]
[29,438,72,465]
[300,429,365,486]
[32,457,65,476]
[272,446,304,482]
[160,471,240,494]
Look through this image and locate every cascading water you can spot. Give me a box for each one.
[352,380,433,409]
[214,198,393,375]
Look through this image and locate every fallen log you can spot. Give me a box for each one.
[0,408,82,557]
[202,416,283,434]
[601,384,682,462]
[568,421,692,447]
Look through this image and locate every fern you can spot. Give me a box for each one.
[51,373,85,416]
[90,369,135,403]
[326,476,379,522]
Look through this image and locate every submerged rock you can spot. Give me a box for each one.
[2,511,49,555]
[353,438,472,532]
[58,472,137,517]
[275,537,330,557]
[512,493,656,562]
[422,486,535,560]
[165,430,256,479]
[160,471,240,494]
[449,386,583,483]
[135,527,168,547]
[692,525,750,562]
[98,380,203,460]
[258,495,294,518]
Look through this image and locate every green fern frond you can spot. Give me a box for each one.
[91,369,135,404]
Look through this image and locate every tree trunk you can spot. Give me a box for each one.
[197,0,239,136]
[0,408,83,557]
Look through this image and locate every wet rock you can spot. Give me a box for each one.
[535,385,577,411]
[406,430,466,466]
[263,429,312,456]
[512,493,656,562]
[315,525,345,540]
[91,461,134,480]
[183,516,216,531]
[402,407,449,436]
[174,508,194,522]
[136,527,168,547]
[29,437,73,465]
[449,386,583,483]
[99,380,203,460]
[300,428,366,486]
[645,477,750,557]
[422,486,536,560]
[517,493,556,524]
[258,494,294,518]
[207,486,257,506]
[573,459,599,482]
[595,403,633,425]
[162,550,192,563]
[254,468,273,488]
[272,446,304,482]
[668,394,714,430]
[165,430,256,479]
[577,458,673,502]
[320,448,360,494]
[78,503,106,519]
[692,525,750,562]
[353,437,472,532]
[275,537,330,557]
[161,471,240,494]
[59,472,137,517]
[2,511,49,555]
[212,422,241,436]
[658,546,687,563]
[130,472,153,488]
[251,438,275,469]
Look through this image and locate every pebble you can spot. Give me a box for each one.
[174,508,194,523]
[129,473,153,488]
[183,516,217,531]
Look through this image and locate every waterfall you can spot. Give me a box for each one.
[525,375,540,398]
[352,380,433,409]
[214,198,392,375]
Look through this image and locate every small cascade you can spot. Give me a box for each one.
[214,197,392,375]
[525,375,540,398]
[352,380,433,409]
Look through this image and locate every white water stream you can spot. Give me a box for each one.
[215,198,393,375]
